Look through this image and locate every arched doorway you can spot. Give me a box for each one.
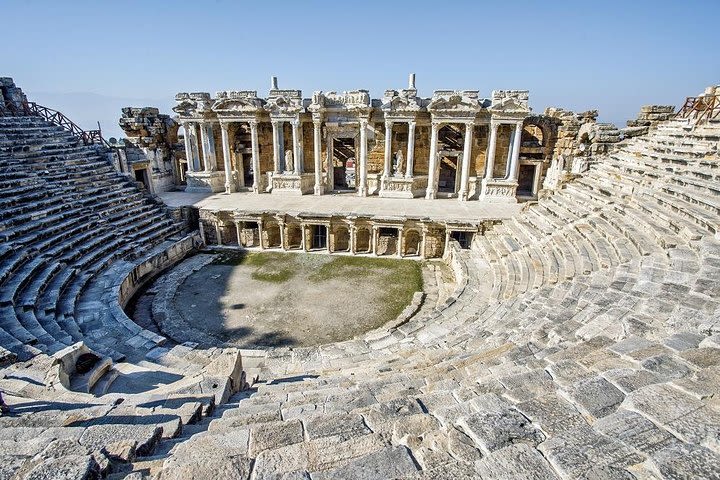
[265,224,281,248]
[311,225,328,250]
[355,228,371,253]
[286,225,303,250]
[333,227,350,252]
[404,230,421,256]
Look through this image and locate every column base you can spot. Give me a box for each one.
[185,171,226,193]
[480,179,519,203]
[380,175,428,198]
[270,173,314,195]
[314,184,325,196]
[425,189,436,200]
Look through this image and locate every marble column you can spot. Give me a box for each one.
[235,221,241,246]
[509,121,523,181]
[397,228,404,258]
[279,222,286,250]
[425,122,440,199]
[420,228,427,259]
[220,122,234,194]
[250,120,261,193]
[371,225,378,255]
[215,222,223,246]
[189,123,201,171]
[291,119,301,175]
[257,220,264,250]
[349,224,356,255]
[325,226,331,253]
[183,122,195,173]
[358,119,368,197]
[383,120,393,178]
[405,120,416,178]
[485,122,499,179]
[444,229,451,254]
[200,123,217,172]
[459,122,474,201]
[271,120,281,173]
[301,224,308,251]
[313,120,323,195]
[199,220,206,244]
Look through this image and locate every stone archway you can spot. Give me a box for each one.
[265,224,281,248]
[286,224,303,249]
[355,227,371,253]
[404,229,421,256]
[333,226,350,252]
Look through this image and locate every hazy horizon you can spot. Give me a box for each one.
[3,0,719,139]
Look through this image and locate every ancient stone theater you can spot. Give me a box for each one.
[1,73,720,479]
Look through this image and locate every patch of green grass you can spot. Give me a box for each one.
[379,260,423,320]
[309,256,395,282]
[251,268,295,283]
[309,255,423,320]
[246,252,297,283]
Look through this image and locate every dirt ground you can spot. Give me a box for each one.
[173,251,423,348]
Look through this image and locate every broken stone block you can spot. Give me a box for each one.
[249,419,304,457]
[457,409,544,454]
[562,376,625,419]
[475,443,559,479]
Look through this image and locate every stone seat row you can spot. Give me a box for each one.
[0,116,184,362]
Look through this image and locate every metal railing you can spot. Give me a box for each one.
[676,94,720,122]
[1,98,109,146]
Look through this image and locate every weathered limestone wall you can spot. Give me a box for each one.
[302,123,315,173]
[258,123,274,175]
[0,77,28,113]
[119,107,181,192]
[624,105,676,138]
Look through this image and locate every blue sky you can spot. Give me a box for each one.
[2,0,718,139]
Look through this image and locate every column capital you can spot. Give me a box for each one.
[313,119,323,128]
[384,119,394,128]
[249,119,259,127]
[270,119,281,126]
[465,121,475,129]
[359,118,369,128]
[219,121,230,131]
[431,121,442,130]
[290,118,301,127]
[407,119,416,128]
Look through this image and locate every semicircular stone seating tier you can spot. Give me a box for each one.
[1,112,720,479]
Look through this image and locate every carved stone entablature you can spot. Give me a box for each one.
[212,91,265,118]
[381,89,422,119]
[264,90,304,118]
[428,90,483,121]
[490,90,530,119]
[173,92,214,119]
[311,91,372,118]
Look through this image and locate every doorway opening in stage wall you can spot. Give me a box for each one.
[332,137,357,191]
[517,164,536,196]
[438,155,460,194]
